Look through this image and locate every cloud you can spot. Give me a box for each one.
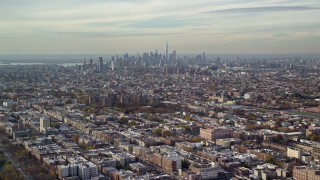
[123,16,201,29]
[203,6,320,14]
[0,0,320,54]
[49,31,182,38]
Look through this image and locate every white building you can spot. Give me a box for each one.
[244,93,255,100]
[78,162,99,180]
[2,100,18,107]
[57,162,98,180]
[189,164,224,180]
[287,147,302,160]
[287,147,311,163]
[112,153,136,167]
[40,116,51,132]
[57,164,78,179]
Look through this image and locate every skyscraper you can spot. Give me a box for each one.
[111,60,115,71]
[40,116,51,133]
[165,42,168,61]
[202,52,206,61]
[98,57,103,71]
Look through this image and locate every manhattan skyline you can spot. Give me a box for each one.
[0,0,320,55]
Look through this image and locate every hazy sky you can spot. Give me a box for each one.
[0,0,320,54]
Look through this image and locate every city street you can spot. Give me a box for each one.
[0,138,33,180]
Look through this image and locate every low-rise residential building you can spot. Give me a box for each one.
[293,166,320,180]
[200,128,233,141]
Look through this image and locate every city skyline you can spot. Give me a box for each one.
[0,0,320,55]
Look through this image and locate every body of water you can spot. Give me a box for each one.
[58,63,83,67]
[0,63,44,66]
[0,62,83,66]
[10,63,44,65]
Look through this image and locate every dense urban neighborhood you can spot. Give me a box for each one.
[0,53,320,180]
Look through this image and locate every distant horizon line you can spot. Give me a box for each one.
[0,53,320,56]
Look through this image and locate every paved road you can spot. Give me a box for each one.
[0,142,33,180]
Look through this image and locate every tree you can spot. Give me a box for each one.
[309,134,320,141]
[40,164,49,174]
[273,134,284,144]
[72,134,80,143]
[265,156,276,164]
[162,130,170,138]
[128,121,136,128]
[49,170,57,179]
[181,160,190,169]
[65,99,73,104]
[116,117,129,125]
[153,128,162,137]
[247,124,260,131]
[245,113,257,120]
[51,122,60,129]
[275,119,282,127]
[191,137,202,143]
[79,141,85,148]
[148,116,163,123]
[86,146,94,150]
[184,117,194,121]
[0,164,24,180]
[0,153,8,168]
[1,139,10,145]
